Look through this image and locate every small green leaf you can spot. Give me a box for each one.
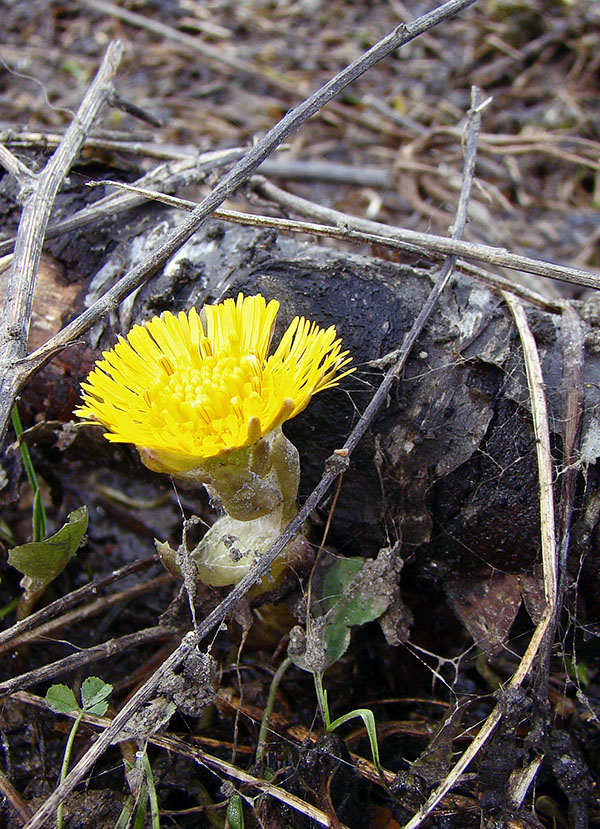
[88,700,109,716]
[45,684,80,714]
[32,489,47,543]
[12,405,48,542]
[8,506,88,600]
[321,557,389,627]
[291,553,401,674]
[322,623,351,669]
[81,676,112,712]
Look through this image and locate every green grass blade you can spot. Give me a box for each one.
[11,405,48,541]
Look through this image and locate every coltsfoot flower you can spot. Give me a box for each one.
[77,293,352,586]
[75,293,352,474]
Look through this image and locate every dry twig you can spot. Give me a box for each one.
[0,623,175,698]
[0,0,478,453]
[0,572,172,655]
[0,40,123,443]
[77,176,564,313]
[15,690,349,828]
[0,555,159,650]
[251,179,600,291]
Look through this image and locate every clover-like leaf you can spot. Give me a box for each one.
[81,676,112,715]
[45,684,80,715]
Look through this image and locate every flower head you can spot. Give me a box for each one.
[76,293,352,472]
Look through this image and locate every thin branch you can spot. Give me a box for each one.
[20,6,480,825]
[0,130,197,161]
[0,143,37,189]
[0,768,33,825]
[251,178,600,291]
[1,0,477,450]
[0,555,159,650]
[0,625,174,697]
[5,132,598,292]
[80,176,562,313]
[0,41,123,443]
[533,302,584,702]
[504,294,557,610]
[0,147,247,258]
[16,690,348,829]
[0,572,173,654]
[257,158,392,187]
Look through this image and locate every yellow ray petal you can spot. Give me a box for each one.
[76,293,353,471]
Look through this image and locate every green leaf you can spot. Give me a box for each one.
[565,656,590,690]
[314,674,383,781]
[88,700,109,716]
[321,557,389,627]
[12,405,48,541]
[328,706,382,776]
[8,506,88,601]
[113,795,135,829]
[81,676,112,713]
[291,553,401,674]
[322,623,351,669]
[45,684,80,714]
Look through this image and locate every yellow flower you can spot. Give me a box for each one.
[76,293,352,472]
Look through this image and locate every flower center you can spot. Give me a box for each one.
[145,351,263,430]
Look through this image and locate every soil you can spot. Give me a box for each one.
[2,2,600,828]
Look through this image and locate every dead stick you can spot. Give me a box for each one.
[0,41,123,443]
[0,768,33,825]
[0,572,172,654]
[0,147,247,259]
[0,625,174,697]
[16,690,345,829]
[251,178,600,291]
[75,177,564,312]
[0,555,159,649]
[2,0,477,453]
[534,303,584,700]
[401,289,560,829]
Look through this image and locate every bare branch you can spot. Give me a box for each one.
[0,571,172,655]
[0,147,247,259]
[0,555,159,650]
[251,178,600,291]
[1,0,477,449]
[0,143,37,189]
[401,289,560,829]
[0,624,173,697]
[0,40,123,442]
